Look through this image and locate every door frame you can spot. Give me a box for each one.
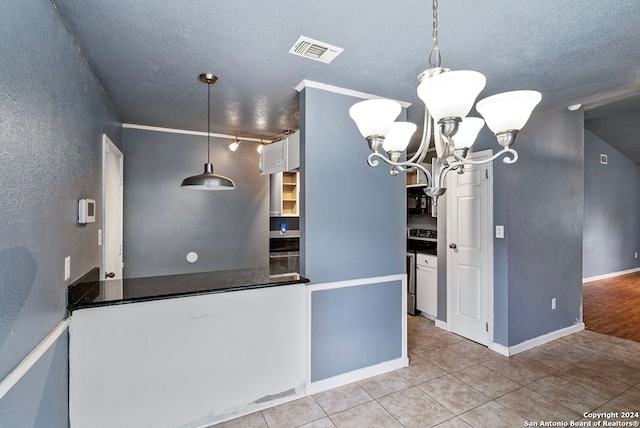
[102,134,124,280]
[445,149,494,346]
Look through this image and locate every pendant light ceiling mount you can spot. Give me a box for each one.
[199,73,218,85]
[181,73,236,191]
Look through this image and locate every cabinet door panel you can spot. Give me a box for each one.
[416,265,437,317]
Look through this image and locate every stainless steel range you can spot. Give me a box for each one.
[407,228,437,254]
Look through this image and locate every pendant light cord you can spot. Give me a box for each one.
[207,81,211,164]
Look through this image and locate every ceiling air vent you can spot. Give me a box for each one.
[289,36,343,64]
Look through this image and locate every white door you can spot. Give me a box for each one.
[102,135,123,282]
[447,150,493,345]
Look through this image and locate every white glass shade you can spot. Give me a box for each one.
[476,90,542,134]
[452,117,485,149]
[417,70,486,122]
[382,122,417,153]
[349,99,402,138]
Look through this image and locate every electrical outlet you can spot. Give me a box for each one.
[495,225,504,239]
[551,297,556,310]
[635,252,638,259]
[64,256,71,281]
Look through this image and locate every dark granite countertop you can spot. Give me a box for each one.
[68,267,309,312]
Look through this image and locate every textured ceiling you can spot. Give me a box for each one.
[52,0,640,162]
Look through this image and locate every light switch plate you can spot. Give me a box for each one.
[495,225,504,239]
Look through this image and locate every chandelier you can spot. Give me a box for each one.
[349,0,541,202]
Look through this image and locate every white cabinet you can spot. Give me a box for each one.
[270,171,299,216]
[260,131,300,175]
[416,253,437,319]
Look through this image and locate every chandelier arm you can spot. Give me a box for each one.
[434,163,455,189]
[367,152,433,183]
[406,106,433,166]
[450,147,519,167]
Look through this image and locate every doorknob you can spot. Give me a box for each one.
[449,243,457,249]
[105,272,116,279]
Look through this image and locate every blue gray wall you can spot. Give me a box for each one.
[122,128,268,278]
[311,280,403,382]
[504,109,584,345]
[0,0,121,424]
[0,333,69,428]
[300,87,406,381]
[583,130,640,277]
[300,88,406,283]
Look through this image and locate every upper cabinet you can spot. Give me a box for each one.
[270,171,299,216]
[260,131,300,175]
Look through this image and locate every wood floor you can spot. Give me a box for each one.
[583,271,640,343]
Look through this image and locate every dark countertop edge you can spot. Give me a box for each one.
[69,276,309,312]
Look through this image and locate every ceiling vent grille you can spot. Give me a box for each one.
[289,36,343,64]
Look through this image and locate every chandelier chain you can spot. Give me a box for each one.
[429,0,441,68]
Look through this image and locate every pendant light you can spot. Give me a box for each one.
[181,73,236,190]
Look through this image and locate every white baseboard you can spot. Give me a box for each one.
[583,267,640,283]
[0,318,69,400]
[491,322,585,357]
[306,357,409,395]
[489,342,510,357]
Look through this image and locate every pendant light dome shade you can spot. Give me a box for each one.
[181,163,236,190]
[181,73,236,190]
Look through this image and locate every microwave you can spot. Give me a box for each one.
[407,188,433,216]
[78,198,96,224]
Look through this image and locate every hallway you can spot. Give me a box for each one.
[583,271,640,342]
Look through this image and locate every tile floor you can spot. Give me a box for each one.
[212,315,640,428]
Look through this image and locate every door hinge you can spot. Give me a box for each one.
[486,322,489,332]
[485,169,489,179]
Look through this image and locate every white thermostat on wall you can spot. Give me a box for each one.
[78,198,96,224]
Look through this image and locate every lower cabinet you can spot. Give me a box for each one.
[416,253,437,319]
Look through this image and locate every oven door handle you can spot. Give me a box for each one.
[269,252,300,259]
